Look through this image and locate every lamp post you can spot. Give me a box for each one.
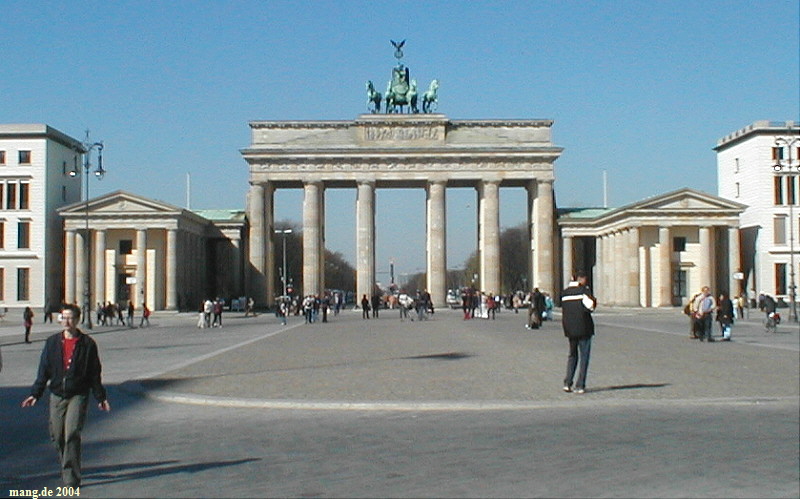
[274,229,293,298]
[69,131,106,329]
[773,134,800,322]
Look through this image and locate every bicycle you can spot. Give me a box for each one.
[765,312,781,334]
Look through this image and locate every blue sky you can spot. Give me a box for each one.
[2,0,798,280]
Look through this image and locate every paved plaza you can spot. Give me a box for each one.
[0,305,797,498]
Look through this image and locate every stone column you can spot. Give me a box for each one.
[356,180,376,301]
[75,231,86,310]
[601,233,611,304]
[94,230,106,307]
[608,232,617,305]
[264,185,275,303]
[534,179,555,293]
[247,182,271,306]
[728,226,741,297]
[593,235,603,297]
[479,180,500,294]
[136,229,147,307]
[65,229,76,304]
[303,181,324,296]
[628,226,640,306]
[698,226,712,291]
[426,180,447,306]
[658,226,672,306]
[562,235,574,289]
[231,236,242,298]
[166,228,178,310]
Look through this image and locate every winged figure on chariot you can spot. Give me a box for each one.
[365,40,438,114]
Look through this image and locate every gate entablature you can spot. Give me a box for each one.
[242,114,561,187]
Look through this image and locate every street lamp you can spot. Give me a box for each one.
[274,228,293,298]
[773,134,800,322]
[69,131,106,329]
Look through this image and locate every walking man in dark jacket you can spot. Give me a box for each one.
[561,271,597,394]
[21,304,111,487]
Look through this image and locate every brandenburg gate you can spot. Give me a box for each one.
[242,113,562,307]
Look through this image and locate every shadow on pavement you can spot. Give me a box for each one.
[141,351,477,384]
[401,352,473,361]
[83,458,262,486]
[589,383,670,393]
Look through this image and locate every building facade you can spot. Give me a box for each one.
[559,189,745,307]
[59,191,246,311]
[716,120,800,303]
[0,125,83,311]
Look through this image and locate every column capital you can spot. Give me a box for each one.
[357,179,376,187]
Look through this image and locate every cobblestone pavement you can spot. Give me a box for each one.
[1,306,797,498]
[133,306,798,408]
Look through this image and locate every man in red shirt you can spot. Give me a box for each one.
[22,304,111,487]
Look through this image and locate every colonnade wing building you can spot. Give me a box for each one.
[59,191,246,312]
[559,189,746,307]
[242,114,562,308]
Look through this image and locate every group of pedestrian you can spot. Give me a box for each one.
[301,293,332,323]
[686,286,734,342]
[524,288,555,329]
[391,290,434,321]
[22,300,152,343]
[96,301,134,327]
[197,298,224,328]
[459,288,500,320]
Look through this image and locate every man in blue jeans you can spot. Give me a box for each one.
[22,304,111,487]
[561,271,597,394]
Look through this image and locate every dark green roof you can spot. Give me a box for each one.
[557,207,614,220]
[192,209,246,222]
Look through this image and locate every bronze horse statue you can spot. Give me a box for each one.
[422,79,439,113]
[366,81,382,114]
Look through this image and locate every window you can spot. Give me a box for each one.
[735,182,740,198]
[6,184,15,210]
[775,176,784,205]
[790,176,797,205]
[120,240,133,254]
[61,186,67,202]
[18,150,31,164]
[0,222,4,249]
[0,151,5,164]
[734,158,739,173]
[673,236,687,252]
[17,221,30,249]
[0,268,4,300]
[17,267,29,301]
[773,146,784,161]
[775,263,787,295]
[774,216,787,244]
[19,183,28,210]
